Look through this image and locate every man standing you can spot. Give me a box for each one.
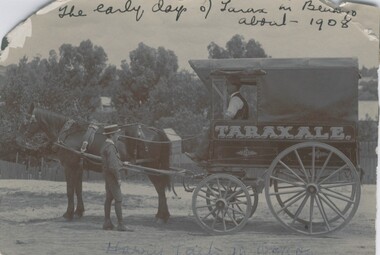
[101,124,133,232]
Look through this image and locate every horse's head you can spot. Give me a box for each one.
[16,103,42,150]
[19,103,41,139]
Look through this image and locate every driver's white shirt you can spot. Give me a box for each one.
[225,92,244,119]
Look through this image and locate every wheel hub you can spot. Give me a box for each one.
[216,199,227,210]
[306,183,319,194]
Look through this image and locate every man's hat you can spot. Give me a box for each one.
[103,124,121,135]
[226,75,241,88]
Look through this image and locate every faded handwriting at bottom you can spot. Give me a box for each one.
[105,242,313,255]
[257,244,313,255]
[106,242,163,255]
[173,242,223,255]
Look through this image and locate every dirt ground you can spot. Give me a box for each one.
[0,179,376,255]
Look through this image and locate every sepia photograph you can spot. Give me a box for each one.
[0,0,378,254]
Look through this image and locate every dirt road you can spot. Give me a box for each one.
[0,180,375,255]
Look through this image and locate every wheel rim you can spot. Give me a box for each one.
[193,174,252,234]
[247,186,259,218]
[265,142,361,236]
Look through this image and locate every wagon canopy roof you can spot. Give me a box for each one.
[189,58,358,90]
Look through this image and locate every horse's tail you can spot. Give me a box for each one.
[157,129,172,192]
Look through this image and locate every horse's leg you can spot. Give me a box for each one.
[149,175,170,223]
[63,166,75,220]
[74,166,85,218]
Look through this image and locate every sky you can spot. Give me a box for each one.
[0,0,379,70]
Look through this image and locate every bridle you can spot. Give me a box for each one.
[28,108,37,124]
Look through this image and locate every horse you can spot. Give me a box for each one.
[20,104,171,223]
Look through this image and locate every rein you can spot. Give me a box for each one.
[118,123,204,144]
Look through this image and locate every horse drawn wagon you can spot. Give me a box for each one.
[185,57,362,236]
[21,57,362,237]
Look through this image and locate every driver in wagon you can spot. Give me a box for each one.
[186,77,249,162]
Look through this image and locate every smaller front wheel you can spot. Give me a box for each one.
[192,174,252,235]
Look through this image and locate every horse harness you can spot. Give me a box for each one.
[57,119,98,154]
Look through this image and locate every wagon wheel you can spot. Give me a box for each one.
[247,186,259,218]
[265,142,361,236]
[205,184,258,219]
[192,173,252,235]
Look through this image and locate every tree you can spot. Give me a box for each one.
[226,34,245,58]
[245,39,267,58]
[148,70,208,119]
[0,40,113,160]
[207,42,230,59]
[359,67,378,100]
[127,43,178,103]
[207,34,268,59]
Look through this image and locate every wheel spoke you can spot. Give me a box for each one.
[311,146,315,182]
[197,193,216,202]
[269,189,305,196]
[294,149,310,182]
[278,171,304,183]
[320,190,355,204]
[276,192,306,215]
[222,209,227,231]
[216,178,222,195]
[282,191,304,204]
[227,205,246,216]
[315,151,333,183]
[235,202,244,213]
[279,160,307,185]
[276,185,303,190]
[320,182,356,189]
[309,195,315,234]
[224,180,232,199]
[202,206,218,220]
[196,203,216,209]
[230,200,248,205]
[205,184,218,198]
[318,164,347,184]
[270,176,305,187]
[291,194,310,224]
[317,193,346,220]
[315,194,331,231]
[226,209,239,227]
[226,189,244,201]
[321,186,353,200]
[211,209,220,229]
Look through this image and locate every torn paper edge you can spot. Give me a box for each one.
[0,0,72,63]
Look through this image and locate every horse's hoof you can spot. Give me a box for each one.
[74,211,84,218]
[63,212,73,220]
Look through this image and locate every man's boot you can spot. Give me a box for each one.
[115,201,134,232]
[103,219,114,230]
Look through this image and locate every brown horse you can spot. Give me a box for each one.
[20,104,171,223]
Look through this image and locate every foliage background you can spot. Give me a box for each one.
[0,35,377,164]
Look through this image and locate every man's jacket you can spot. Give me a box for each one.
[100,139,123,181]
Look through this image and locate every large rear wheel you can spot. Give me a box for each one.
[265,142,361,236]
